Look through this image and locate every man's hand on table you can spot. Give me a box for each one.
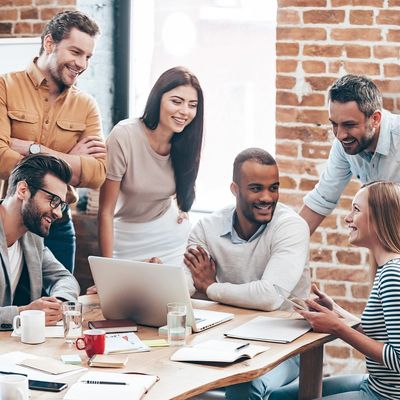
[184,245,216,293]
[18,296,62,325]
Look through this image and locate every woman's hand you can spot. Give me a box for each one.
[298,299,344,335]
[310,283,335,310]
[177,211,188,224]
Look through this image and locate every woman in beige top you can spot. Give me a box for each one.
[94,67,204,279]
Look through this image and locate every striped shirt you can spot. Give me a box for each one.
[362,258,400,399]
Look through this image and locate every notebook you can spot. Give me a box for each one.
[224,316,311,344]
[63,371,159,400]
[88,319,137,333]
[88,256,234,332]
[170,339,269,363]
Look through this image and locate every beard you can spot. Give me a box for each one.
[22,199,52,238]
[342,123,375,155]
[238,196,277,226]
[48,62,68,91]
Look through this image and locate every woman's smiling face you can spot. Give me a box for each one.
[158,85,198,134]
[345,187,375,248]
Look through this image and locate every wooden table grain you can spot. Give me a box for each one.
[0,295,335,399]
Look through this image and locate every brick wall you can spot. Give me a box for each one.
[276,0,400,375]
[0,1,76,37]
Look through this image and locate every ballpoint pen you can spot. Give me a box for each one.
[82,380,128,385]
[235,342,250,351]
[0,371,28,377]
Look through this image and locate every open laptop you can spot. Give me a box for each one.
[88,256,234,332]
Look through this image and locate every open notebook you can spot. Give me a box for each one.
[171,339,269,363]
[63,371,158,400]
[224,316,311,344]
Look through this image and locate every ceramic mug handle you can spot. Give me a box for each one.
[75,337,86,350]
[12,315,22,336]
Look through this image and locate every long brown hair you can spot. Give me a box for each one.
[141,67,204,212]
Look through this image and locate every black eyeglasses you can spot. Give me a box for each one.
[29,185,68,212]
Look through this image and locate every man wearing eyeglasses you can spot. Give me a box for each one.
[0,155,80,329]
[300,74,400,234]
[0,10,106,274]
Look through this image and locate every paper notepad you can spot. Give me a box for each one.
[105,333,150,354]
[18,357,84,375]
[224,316,311,343]
[170,339,269,363]
[89,354,128,368]
[63,371,158,400]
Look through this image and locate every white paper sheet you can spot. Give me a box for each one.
[0,352,86,382]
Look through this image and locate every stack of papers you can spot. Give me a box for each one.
[64,371,158,400]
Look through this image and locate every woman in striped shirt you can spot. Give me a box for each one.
[271,181,400,400]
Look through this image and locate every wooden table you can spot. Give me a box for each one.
[0,295,335,400]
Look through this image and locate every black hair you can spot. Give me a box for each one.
[233,148,276,183]
[141,66,204,212]
[7,154,72,197]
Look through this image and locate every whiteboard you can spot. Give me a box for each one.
[0,37,40,74]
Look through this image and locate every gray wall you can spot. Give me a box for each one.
[76,0,115,137]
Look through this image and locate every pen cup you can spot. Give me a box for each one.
[167,302,187,347]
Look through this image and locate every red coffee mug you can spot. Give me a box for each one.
[75,329,106,358]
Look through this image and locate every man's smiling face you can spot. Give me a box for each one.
[329,100,379,155]
[232,160,279,229]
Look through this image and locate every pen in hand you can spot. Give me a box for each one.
[82,380,128,385]
[235,342,250,351]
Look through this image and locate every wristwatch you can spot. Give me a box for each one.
[29,143,41,155]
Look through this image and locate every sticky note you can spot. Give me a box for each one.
[61,354,82,365]
[142,339,169,347]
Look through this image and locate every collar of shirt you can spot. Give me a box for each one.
[358,109,391,162]
[27,58,47,88]
[374,109,391,156]
[220,209,267,244]
[27,58,69,100]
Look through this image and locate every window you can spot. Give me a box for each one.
[130,0,277,211]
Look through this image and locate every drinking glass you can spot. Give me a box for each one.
[62,301,82,344]
[167,302,187,346]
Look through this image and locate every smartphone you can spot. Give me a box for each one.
[29,380,68,392]
[273,284,309,311]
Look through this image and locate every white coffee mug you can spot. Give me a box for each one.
[0,375,29,400]
[13,309,45,344]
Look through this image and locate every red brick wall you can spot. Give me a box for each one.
[276,0,400,374]
[0,0,76,37]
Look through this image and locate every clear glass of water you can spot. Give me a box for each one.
[167,302,187,346]
[62,301,82,344]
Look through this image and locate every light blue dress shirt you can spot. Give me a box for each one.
[304,109,400,216]
[220,209,266,244]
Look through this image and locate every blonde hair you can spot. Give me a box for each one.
[364,181,400,254]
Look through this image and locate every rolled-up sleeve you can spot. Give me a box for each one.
[0,76,23,180]
[303,139,353,216]
[78,99,106,188]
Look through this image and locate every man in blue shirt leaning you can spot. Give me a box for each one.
[300,74,400,234]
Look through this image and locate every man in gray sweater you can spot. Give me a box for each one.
[184,148,310,400]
